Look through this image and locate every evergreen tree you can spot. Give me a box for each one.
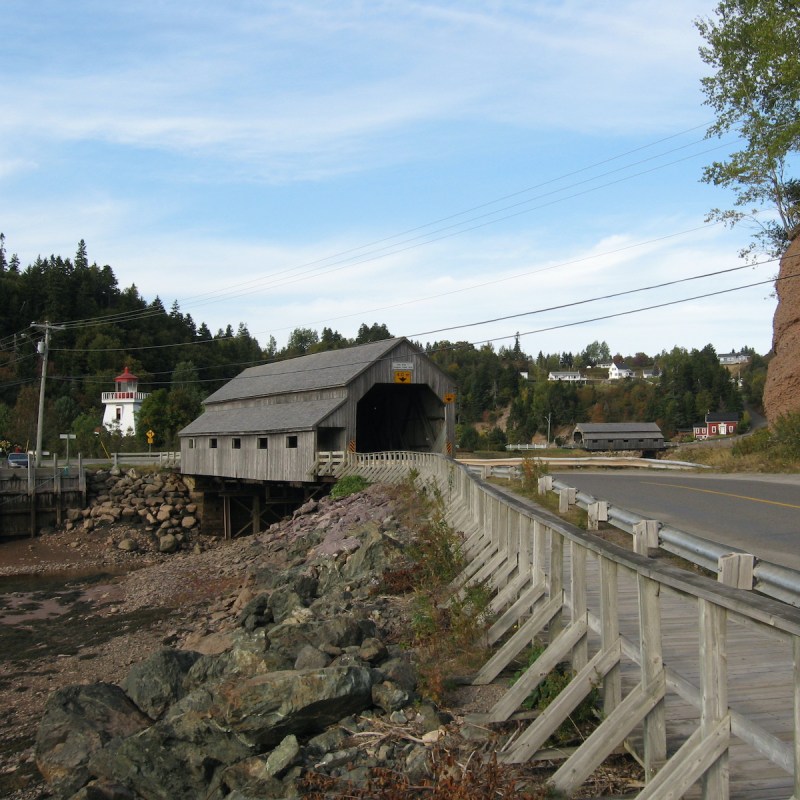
[75,239,88,270]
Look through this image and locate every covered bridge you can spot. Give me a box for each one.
[572,422,666,453]
[179,338,456,534]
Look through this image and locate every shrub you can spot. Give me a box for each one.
[520,457,549,493]
[329,474,370,499]
[772,410,800,459]
[511,643,600,744]
[731,427,772,456]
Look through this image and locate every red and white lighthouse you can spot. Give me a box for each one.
[101,367,149,435]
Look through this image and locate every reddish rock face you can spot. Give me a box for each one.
[764,236,800,425]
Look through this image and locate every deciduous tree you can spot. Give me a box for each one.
[696,1,800,256]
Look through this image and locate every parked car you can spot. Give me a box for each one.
[7,452,29,468]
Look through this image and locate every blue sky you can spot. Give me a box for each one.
[0,1,779,358]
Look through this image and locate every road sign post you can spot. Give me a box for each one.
[59,433,76,468]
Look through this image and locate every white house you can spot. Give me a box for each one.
[608,363,634,380]
[102,367,149,436]
[719,351,750,366]
[548,371,583,382]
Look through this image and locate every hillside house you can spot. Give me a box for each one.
[608,363,635,380]
[693,411,740,440]
[719,351,750,366]
[548,371,583,382]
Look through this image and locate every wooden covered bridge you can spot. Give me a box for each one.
[178,337,455,537]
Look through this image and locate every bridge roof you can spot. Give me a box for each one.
[180,397,345,435]
[574,422,663,436]
[203,338,404,405]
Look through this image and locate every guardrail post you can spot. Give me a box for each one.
[587,501,608,531]
[558,487,576,513]
[537,475,553,495]
[633,520,660,556]
[717,553,754,590]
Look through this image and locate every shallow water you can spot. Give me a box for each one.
[0,569,127,625]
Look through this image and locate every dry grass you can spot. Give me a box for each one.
[671,443,800,473]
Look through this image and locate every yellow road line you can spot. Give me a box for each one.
[643,481,800,510]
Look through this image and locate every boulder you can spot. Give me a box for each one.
[122,648,202,719]
[209,665,374,749]
[158,533,178,553]
[34,683,151,798]
[88,712,252,800]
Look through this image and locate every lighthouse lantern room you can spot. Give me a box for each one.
[102,367,149,436]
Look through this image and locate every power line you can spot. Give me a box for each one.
[408,257,780,339]
[51,222,752,352]
[41,269,797,390]
[5,124,731,339]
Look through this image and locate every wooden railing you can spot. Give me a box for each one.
[319,451,800,799]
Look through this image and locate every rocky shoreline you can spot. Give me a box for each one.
[1,469,641,799]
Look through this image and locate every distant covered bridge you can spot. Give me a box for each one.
[572,422,666,453]
[179,338,456,535]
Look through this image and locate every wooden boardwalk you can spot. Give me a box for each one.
[331,451,800,799]
[458,480,800,799]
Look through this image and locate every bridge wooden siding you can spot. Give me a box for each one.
[328,451,800,799]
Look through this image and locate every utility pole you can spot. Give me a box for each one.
[544,412,552,448]
[31,321,65,467]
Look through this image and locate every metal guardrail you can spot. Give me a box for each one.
[540,474,799,608]
[546,477,800,608]
[456,461,800,607]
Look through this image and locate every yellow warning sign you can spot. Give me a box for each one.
[443,393,456,404]
[394,370,412,384]
[146,429,155,444]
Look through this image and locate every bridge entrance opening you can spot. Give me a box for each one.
[356,384,445,453]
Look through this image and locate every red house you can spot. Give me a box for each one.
[693,411,739,440]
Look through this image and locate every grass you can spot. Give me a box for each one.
[672,441,800,472]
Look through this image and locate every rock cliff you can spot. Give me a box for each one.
[763,234,800,424]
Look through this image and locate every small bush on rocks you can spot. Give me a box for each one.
[330,474,371,499]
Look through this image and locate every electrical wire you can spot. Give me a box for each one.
[10,124,731,338]
[40,268,797,389]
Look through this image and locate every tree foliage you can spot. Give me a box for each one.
[696,1,800,255]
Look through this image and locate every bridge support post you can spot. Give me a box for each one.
[794,637,800,800]
[639,574,667,780]
[600,556,621,715]
[699,599,730,799]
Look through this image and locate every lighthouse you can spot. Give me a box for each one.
[102,367,149,436]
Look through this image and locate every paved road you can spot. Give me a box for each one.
[552,470,800,571]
